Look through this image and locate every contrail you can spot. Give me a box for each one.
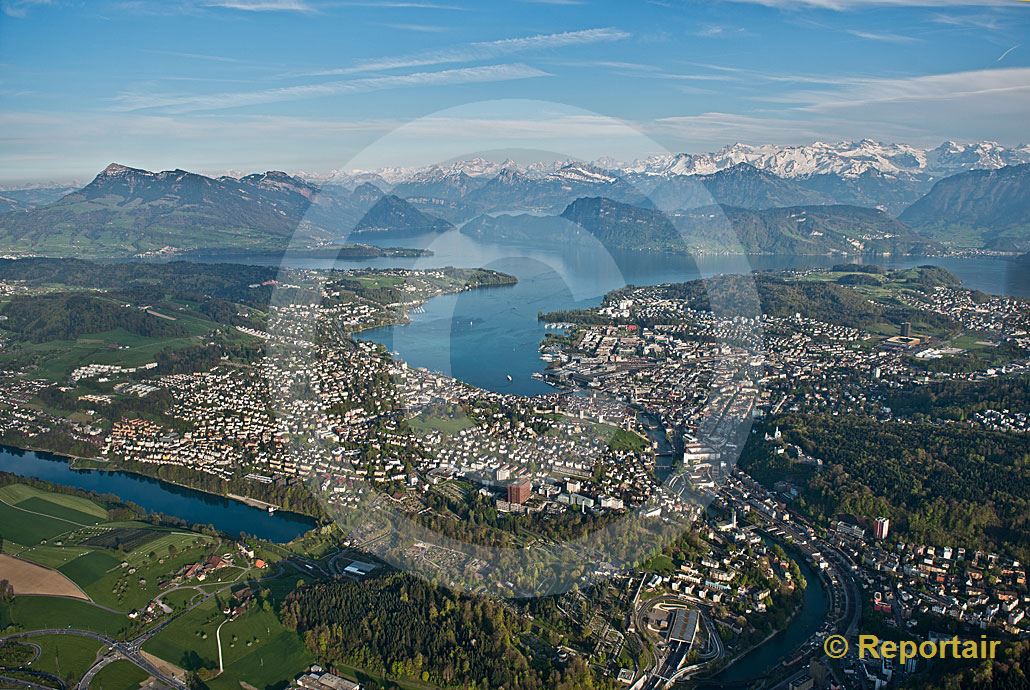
[996,45,1019,63]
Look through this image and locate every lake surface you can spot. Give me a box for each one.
[226,231,1027,396]
[0,446,314,542]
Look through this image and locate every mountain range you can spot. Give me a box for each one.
[462,199,938,256]
[0,164,389,257]
[318,140,1030,187]
[899,163,1030,251]
[0,140,1027,257]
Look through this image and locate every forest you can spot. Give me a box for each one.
[1,292,191,342]
[280,574,613,690]
[741,414,1029,560]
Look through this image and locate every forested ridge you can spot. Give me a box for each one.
[1,292,191,342]
[280,574,614,690]
[742,414,1030,559]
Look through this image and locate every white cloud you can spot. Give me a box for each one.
[309,28,631,76]
[1,0,52,18]
[691,24,750,38]
[779,66,1030,111]
[202,0,315,10]
[113,63,550,112]
[651,112,826,142]
[996,45,1019,62]
[929,12,1002,30]
[846,29,920,43]
[727,0,1012,9]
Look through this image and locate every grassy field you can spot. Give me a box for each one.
[6,596,127,637]
[17,497,107,526]
[0,485,108,520]
[9,543,94,569]
[409,411,475,435]
[212,606,313,689]
[162,588,202,610]
[0,484,224,614]
[27,634,104,685]
[59,550,123,589]
[0,502,74,546]
[350,274,406,289]
[143,597,312,689]
[6,332,205,381]
[948,333,998,350]
[0,295,228,381]
[141,598,222,671]
[0,484,107,546]
[208,627,312,690]
[89,659,149,690]
[0,554,90,599]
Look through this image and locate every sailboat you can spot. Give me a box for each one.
[506,374,513,382]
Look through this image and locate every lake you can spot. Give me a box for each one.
[0,446,314,543]
[5,239,1023,549]
[230,231,1027,396]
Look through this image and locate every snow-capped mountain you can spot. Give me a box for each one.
[317,140,1030,186]
[622,140,1030,180]
[547,162,618,185]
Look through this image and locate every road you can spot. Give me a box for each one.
[0,628,185,690]
[630,474,863,690]
[0,547,332,690]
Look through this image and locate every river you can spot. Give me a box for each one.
[0,446,314,542]
[707,545,828,686]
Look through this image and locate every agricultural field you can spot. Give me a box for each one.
[88,659,149,690]
[143,596,312,690]
[82,526,162,552]
[0,554,89,599]
[4,595,128,637]
[58,530,218,612]
[0,484,106,547]
[0,483,229,613]
[26,634,104,685]
[6,543,94,569]
[0,482,232,640]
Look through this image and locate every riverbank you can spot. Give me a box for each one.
[0,445,315,542]
[1,441,306,516]
[704,540,829,686]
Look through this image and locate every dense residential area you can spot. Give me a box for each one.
[0,254,1026,690]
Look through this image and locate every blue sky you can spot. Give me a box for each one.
[1,0,1028,182]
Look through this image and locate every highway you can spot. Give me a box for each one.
[0,627,186,690]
